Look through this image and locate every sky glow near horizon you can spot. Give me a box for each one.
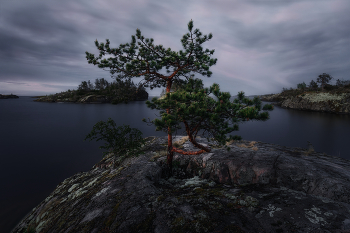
[1,0,350,96]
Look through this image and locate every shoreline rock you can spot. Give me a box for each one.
[11,136,350,232]
[259,91,350,114]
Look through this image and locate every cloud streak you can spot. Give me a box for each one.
[0,0,349,96]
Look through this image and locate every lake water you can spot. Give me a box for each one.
[1,96,349,232]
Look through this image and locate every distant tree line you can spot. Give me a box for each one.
[282,73,350,93]
[41,78,148,104]
[74,78,146,97]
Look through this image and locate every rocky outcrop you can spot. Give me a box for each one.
[76,95,111,103]
[11,136,350,232]
[280,93,350,114]
[0,94,19,99]
[260,92,350,114]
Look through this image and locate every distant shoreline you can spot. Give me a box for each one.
[0,94,19,99]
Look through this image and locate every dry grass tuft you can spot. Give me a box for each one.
[236,141,259,151]
[150,150,168,161]
[177,136,189,145]
[225,140,235,146]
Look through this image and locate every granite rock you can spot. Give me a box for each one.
[260,92,350,114]
[11,136,350,233]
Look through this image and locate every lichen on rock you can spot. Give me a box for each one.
[260,91,350,114]
[11,136,350,232]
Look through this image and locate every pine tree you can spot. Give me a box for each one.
[316,73,333,91]
[160,78,191,97]
[78,81,89,91]
[99,78,109,90]
[143,78,271,174]
[95,78,101,91]
[297,82,307,90]
[336,78,350,87]
[87,80,94,91]
[85,19,273,175]
[309,80,318,90]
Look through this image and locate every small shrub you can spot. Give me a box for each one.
[84,118,147,158]
[323,84,337,91]
[297,82,307,90]
[262,104,274,110]
[282,87,289,92]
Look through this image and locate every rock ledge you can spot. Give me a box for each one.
[11,136,350,233]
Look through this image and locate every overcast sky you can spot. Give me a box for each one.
[1,0,349,97]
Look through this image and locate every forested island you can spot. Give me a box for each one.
[259,74,350,114]
[33,78,148,104]
[0,94,19,99]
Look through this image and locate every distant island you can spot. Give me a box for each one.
[33,78,148,104]
[0,94,19,99]
[259,76,350,114]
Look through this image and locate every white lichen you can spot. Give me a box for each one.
[245,196,259,207]
[68,184,79,192]
[304,205,328,226]
[224,193,238,201]
[84,177,99,188]
[264,204,282,217]
[181,176,209,188]
[68,187,88,200]
[93,187,111,199]
[301,93,348,102]
[36,220,47,233]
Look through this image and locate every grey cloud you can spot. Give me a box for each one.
[0,0,350,96]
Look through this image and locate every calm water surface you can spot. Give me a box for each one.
[1,96,349,232]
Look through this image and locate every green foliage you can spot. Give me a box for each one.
[336,78,350,87]
[160,78,199,97]
[262,104,274,110]
[323,84,338,91]
[76,89,87,96]
[78,81,89,91]
[282,87,289,92]
[308,80,318,90]
[316,73,333,90]
[84,118,146,158]
[143,78,272,151]
[85,19,217,91]
[297,82,307,90]
[85,19,272,174]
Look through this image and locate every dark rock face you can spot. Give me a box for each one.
[11,136,350,232]
[0,94,19,99]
